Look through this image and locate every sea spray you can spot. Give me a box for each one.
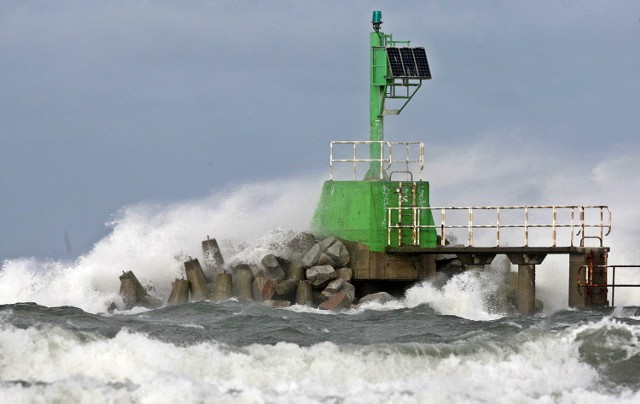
[0,177,321,313]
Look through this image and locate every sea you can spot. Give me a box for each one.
[2,177,640,403]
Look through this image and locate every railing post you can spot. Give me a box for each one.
[468,207,473,246]
[441,208,446,246]
[524,207,529,247]
[552,206,557,247]
[496,207,501,247]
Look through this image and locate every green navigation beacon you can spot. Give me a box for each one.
[312,11,437,285]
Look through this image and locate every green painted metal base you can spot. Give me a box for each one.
[311,180,437,252]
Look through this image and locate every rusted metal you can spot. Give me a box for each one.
[387,205,611,248]
[578,263,640,306]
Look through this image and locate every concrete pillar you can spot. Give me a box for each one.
[569,249,609,308]
[568,253,587,308]
[184,259,209,302]
[167,278,190,305]
[211,272,233,301]
[118,270,162,310]
[518,264,536,316]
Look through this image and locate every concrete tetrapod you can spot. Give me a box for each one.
[295,280,313,306]
[211,272,233,302]
[184,259,209,302]
[234,268,254,301]
[167,278,190,305]
[119,271,162,310]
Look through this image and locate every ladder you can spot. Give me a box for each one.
[394,181,418,246]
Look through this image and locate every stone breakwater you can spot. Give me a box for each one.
[117,232,396,311]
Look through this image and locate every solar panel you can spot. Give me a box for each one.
[400,48,417,77]
[385,47,431,79]
[412,47,431,79]
[387,47,405,77]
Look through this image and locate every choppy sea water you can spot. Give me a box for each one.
[2,298,640,403]
[2,177,640,403]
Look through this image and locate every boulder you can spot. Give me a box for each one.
[284,232,318,260]
[301,244,321,268]
[253,276,277,302]
[306,265,337,288]
[274,278,299,301]
[336,267,352,282]
[316,253,335,267]
[261,254,286,281]
[319,236,337,252]
[321,278,345,299]
[319,292,352,311]
[357,292,396,305]
[325,240,350,267]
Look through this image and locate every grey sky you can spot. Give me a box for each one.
[1,1,639,260]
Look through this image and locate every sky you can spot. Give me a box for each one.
[1,1,639,261]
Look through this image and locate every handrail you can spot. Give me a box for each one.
[329,140,424,180]
[387,205,612,248]
[578,264,640,306]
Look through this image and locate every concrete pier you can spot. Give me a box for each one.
[517,265,536,316]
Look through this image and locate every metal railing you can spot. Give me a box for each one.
[387,205,612,248]
[578,264,640,306]
[329,140,424,180]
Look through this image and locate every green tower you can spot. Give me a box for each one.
[311,11,437,259]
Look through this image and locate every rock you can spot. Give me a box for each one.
[358,292,396,305]
[319,292,352,311]
[263,299,291,308]
[316,253,335,266]
[306,265,337,288]
[321,278,346,299]
[325,240,350,267]
[262,254,286,281]
[284,232,318,260]
[274,278,299,301]
[341,282,355,303]
[287,260,304,280]
[253,276,277,302]
[336,267,352,281]
[319,236,337,252]
[301,244,321,268]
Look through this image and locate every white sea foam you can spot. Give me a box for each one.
[0,176,321,313]
[1,319,639,403]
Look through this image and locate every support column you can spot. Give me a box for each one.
[518,264,536,316]
[568,253,587,308]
